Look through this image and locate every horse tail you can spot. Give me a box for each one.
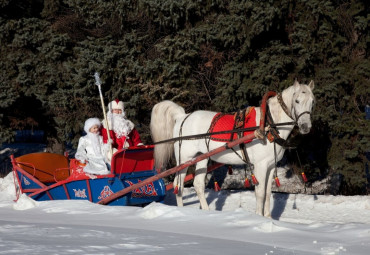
[150,100,186,170]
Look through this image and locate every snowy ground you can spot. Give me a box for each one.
[0,173,369,255]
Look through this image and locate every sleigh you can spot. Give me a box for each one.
[11,145,166,206]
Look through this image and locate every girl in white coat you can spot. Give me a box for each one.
[75,118,111,175]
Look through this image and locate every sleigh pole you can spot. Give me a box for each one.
[165,162,224,191]
[94,72,113,157]
[97,132,256,205]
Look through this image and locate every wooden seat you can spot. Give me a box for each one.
[15,152,70,183]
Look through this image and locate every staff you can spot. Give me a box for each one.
[94,72,113,157]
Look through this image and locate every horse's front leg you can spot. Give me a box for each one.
[174,168,188,207]
[193,159,209,210]
[253,162,268,216]
[263,167,275,217]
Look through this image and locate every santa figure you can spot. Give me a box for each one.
[101,99,143,151]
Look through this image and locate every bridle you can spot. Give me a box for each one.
[277,93,312,124]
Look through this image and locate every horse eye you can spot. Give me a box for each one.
[295,100,299,104]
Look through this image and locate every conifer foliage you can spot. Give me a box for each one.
[0,0,368,194]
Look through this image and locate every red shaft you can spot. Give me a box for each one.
[165,162,224,191]
[259,91,277,131]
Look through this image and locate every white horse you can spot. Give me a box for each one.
[150,80,315,217]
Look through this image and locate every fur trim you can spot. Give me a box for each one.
[84,118,101,134]
[108,99,124,112]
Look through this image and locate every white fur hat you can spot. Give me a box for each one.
[108,99,124,112]
[84,118,101,134]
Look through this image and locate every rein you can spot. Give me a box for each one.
[153,121,295,145]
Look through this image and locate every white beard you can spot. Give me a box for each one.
[86,132,102,156]
[107,112,134,138]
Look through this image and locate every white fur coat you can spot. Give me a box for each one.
[75,134,111,175]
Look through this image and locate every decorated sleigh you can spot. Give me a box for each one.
[11,145,166,206]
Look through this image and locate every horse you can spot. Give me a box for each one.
[150,80,315,217]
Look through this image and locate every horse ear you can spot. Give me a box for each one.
[308,80,315,90]
[293,79,300,88]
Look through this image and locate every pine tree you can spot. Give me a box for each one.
[0,0,368,193]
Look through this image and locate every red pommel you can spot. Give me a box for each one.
[251,174,258,185]
[228,165,233,175]
[301,172,308,182]
[173,185,179,194]
[214,181,221,192]
[275,177,281,187]
[244,178,250,188]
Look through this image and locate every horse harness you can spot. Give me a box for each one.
[177,113,193,165]
[202,108,256,170]
[175,92,311,168]
[229,108,254,170]
[171,90,313,189]
[270,93,312,148]
[277,92,312,125]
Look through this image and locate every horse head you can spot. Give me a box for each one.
[291,80,315,134]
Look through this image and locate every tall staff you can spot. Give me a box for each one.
[94,72,113,157]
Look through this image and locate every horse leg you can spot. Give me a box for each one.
[193,160,209,210]
[173,168,188,207]
[253,162,268,216]
[263,168,275,218]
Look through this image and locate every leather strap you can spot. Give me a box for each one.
[277,93,294,120]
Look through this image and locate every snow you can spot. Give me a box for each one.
[1,172,369,255]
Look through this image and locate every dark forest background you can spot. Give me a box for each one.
[0,0,369,194]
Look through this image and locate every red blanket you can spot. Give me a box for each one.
[209,107,256,143]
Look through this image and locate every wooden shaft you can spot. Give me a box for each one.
[259,91,277,132]
[165,162,224,191]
